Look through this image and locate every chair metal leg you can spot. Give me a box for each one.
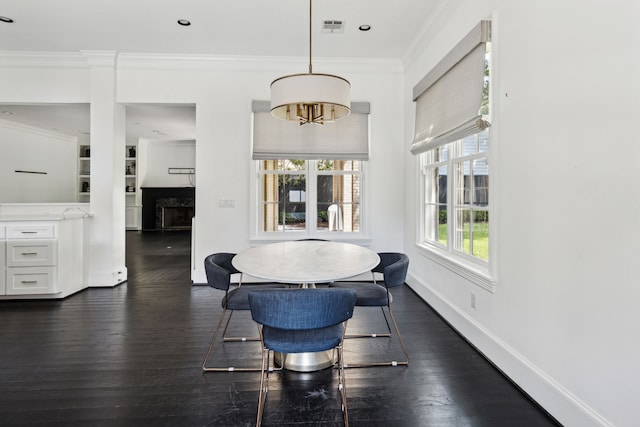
[344,306,392,338]
[222,310,260,342]
[203,309,280,372]
[343,304,409,368]
[256,346,269,427]
[337,344,350,427]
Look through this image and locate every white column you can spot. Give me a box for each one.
[83,51,127,286]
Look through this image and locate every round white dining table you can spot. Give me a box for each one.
[232,240,380,285]
[232,240,380,371]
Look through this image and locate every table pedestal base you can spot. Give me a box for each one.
[274,350,335,372]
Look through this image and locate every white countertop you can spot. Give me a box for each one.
[0,213,91,221]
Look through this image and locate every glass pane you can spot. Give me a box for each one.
[425,168,437,204]
[478,129,490,152]
[472,210,489,260]
[462,134,477,156]
[436,145,449,162]
[424,204,436,241]
[473,160,489,207]
[261,173,280,232]
[454,208,471,254]
[438,205,447,246]
[277,173,306,231]
[317,173,360,232]
[316,159,360,172]
[437,166,447,205]
[455,161,471,205]
[261,159,307,171]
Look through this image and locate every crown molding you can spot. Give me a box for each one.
[0,51,88,68]
[0,118,77,142]
[0,50,403,74]
[117,52,403,73]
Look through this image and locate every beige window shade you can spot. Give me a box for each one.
[410,21,491,155]
[252,100,370,160]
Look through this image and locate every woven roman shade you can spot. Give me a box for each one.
[252,100,370,160]
[410,21,491,155]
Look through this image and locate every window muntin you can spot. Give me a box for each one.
[259,160,362,234]
[422,130,489,262]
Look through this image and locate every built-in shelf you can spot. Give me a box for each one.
[125,145,140,230]
[78,144,90,201]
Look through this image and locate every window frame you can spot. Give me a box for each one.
[416,132,496,293]
[250,159,370,243]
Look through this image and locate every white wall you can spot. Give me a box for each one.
[0,53,406,286]
[117,55,406,283]
[0,120,77,202]
[403,1,640,426]
[138,139,195,188]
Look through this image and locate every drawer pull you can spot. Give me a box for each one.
[21,252,39,256]
[21,231,38,234]
[21,280,39,284]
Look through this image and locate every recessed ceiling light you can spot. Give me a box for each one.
[0,16,14,23]
[359,24,371,31]
[177,19,191,26]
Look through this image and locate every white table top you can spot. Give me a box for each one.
[232,240,380,284]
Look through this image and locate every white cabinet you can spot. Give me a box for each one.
[6,267,56,295]
[6,225,55,239]
[5,227,58,295]
[0,218,88,299]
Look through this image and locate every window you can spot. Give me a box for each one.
[421,130,489,263]
[258,159,362,235]
[411,20,494,288]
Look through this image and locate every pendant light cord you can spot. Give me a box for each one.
[308,0,313,74]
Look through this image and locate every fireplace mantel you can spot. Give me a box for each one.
[141,187,195,231]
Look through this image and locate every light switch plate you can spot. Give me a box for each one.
[219,198,235,208]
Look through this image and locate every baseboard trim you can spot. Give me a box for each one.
[406,273,612,427]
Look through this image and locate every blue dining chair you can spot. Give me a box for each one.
[248,288,357,427]
[201,253,286,372]
[330,252,410,367]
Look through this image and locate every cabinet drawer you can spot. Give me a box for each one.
[6,225,55,239]
[6,240,56,267]
[6,267,57,295]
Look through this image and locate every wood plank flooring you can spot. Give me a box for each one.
[0,231,560,426]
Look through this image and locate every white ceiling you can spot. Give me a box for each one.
[0,0,439,59]
[0,0,440,141]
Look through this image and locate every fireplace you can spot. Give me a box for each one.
[141,187,195,231]
[162,206,194,229]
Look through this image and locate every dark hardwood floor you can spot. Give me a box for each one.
[0,231,560,426]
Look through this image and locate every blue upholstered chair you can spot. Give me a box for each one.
[201,253,286,372]
[330,252,410,367]
[248,288,357,427]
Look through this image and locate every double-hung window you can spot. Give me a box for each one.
[422,130,489,261]
[411,20,493,286]
[258,159,362,234]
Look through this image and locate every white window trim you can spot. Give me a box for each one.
[249,159,371,244]
[415,146,495,292]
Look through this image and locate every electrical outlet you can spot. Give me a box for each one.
[470,292,477,309]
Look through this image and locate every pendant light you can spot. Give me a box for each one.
[270,0,351,125]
